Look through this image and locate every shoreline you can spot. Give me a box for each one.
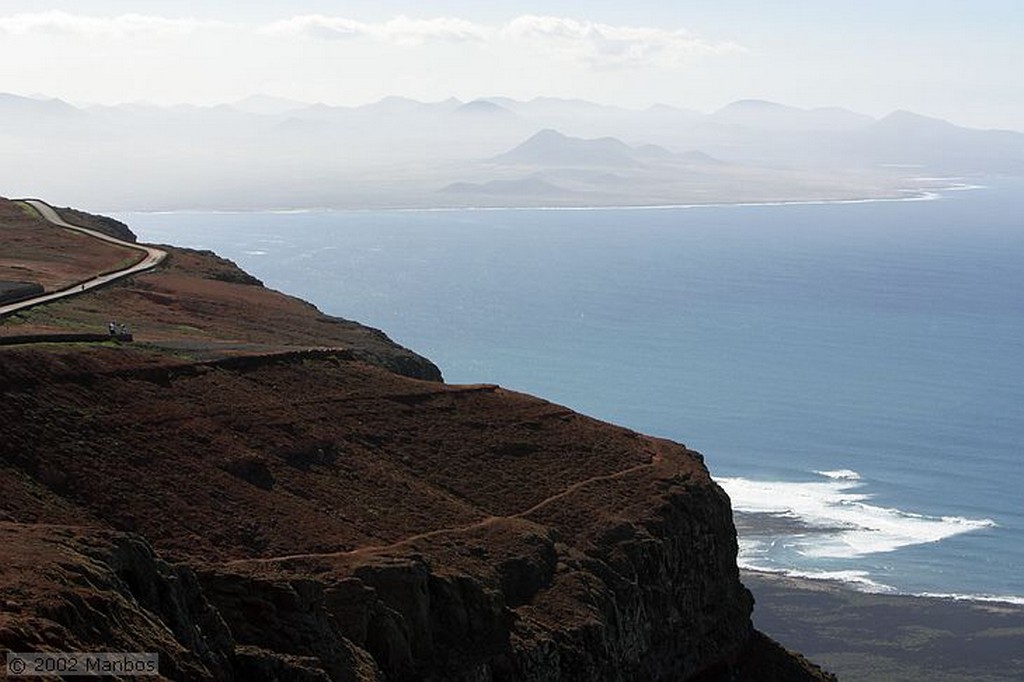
[742,566,1024,607]
[725,470,1013,606]
[744,569,1024,682]
[112,181,985,216]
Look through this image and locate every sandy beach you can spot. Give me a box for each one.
[744,571,1024,681]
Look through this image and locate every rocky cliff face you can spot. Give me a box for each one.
[0,523,234,681]
[0,347,833,681]
[0,202,834,680]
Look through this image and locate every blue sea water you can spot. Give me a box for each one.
[120,178,1024,603]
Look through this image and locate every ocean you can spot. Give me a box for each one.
[119,177,1024,604]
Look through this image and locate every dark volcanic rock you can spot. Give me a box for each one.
[54,206,138,242]
[0,523,233,680]
[169,247,264,286]
[0,280,44,304]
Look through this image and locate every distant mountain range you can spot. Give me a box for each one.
[494,128,727,168]
[1,92,1021,210]
[710,99,875,131]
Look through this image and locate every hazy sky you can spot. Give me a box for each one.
[1,1,1021,129]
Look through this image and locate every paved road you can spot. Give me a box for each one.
[0,200,167,317]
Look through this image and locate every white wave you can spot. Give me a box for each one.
[814,469,861,481]
[718,470,996,558]
[942,183,987,192]
[242,250,267,256]
[742,565,1024,603]
[741,565,897,593]
[916,592,1024,606]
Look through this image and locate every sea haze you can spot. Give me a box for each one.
[122,177,1024,603]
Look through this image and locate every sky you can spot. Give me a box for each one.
[1,1,1022,130]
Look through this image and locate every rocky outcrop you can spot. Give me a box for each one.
[54,206,137,243]
[0,523,233,680]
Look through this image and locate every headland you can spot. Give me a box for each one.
[0,197,834,680]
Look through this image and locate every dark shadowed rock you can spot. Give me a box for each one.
[54,206,138,242]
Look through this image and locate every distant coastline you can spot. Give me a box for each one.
[118,180,984,217]
[742,565,1024,607]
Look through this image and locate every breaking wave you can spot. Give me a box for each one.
[718,470,996,559]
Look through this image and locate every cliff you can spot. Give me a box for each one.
[0,201,834,680]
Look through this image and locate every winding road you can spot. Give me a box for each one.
[0,199,167,317]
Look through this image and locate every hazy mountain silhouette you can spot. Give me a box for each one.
[455,100,519,118]
[0,93,84,130]
[676,150,727,165]
[712,99,873,131]
[855,110,1024,173]
[2,92,1021,209]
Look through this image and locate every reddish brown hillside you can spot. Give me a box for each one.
[1,198,439,379]
[0,198,141,292]
[0,203,834,681]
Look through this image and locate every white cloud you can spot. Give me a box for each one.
[257,14,365,41]
[0,11,749,110]
[259,14,491,46]
[258,14,741,66]
[0,11,740,69]
[382,15,491,45]
[0,10,227,38]
[504,15,744,69]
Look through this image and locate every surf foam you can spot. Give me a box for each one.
[718,470,996,559]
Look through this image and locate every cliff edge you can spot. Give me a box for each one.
[0,200,834,680]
